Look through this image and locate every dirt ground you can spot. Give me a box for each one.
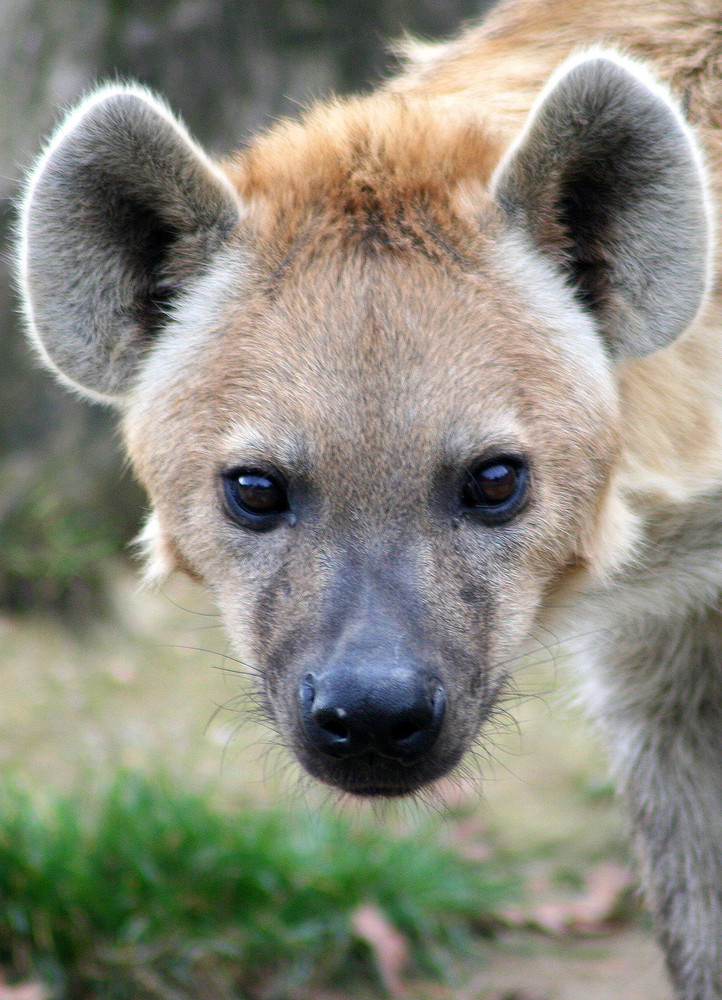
[468,929,671,999]
[0,565,673,1000]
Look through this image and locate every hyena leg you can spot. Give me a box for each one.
[614,715,722,998]
[623,731,722,998]
[584,616,722,1000]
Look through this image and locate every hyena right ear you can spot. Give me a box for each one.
[18,84,241,402]
[492,51,712,358]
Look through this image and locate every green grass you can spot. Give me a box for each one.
[0,770,517,999]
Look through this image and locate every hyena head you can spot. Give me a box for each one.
[18,52,710,796]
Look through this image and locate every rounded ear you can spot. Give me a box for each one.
[492,51,712,358]
[18,84,241,402]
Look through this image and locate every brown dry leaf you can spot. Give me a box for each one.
[502,861,636,935]
[351,902,410,997]
[416,987,547,1000]
[447,816,494,863]
[0,982,48,1000]
[568,861,637,930]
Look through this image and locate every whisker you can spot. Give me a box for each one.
[156,643,257,678]
[504,642,610,684]
[157,587,221,619]
[496,625,611,674]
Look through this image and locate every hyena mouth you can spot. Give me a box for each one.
[296,748,463,799]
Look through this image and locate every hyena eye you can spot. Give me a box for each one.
[222,467,290,530]
[460,456,529,524]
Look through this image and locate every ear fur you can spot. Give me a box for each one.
[18,83,241,402]
[492,50,712,358]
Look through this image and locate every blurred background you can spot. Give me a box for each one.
[0,3,672,999]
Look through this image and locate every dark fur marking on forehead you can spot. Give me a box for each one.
[231,92,504,288]
[340,186,470,263]
[253,195,477,296]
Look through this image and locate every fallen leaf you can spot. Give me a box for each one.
[0,982,48,1000]
[501,862,637,935]
[352,902,410,997]
[447,816,494,863]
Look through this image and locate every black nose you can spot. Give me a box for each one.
[298,665,446,762]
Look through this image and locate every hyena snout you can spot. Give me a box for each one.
[298,659,446,765]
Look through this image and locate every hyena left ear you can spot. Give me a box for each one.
[492,51,712,358]
[18,84,241,402]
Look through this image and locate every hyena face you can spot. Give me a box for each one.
[19,53,708,796]
[125,238,619,795]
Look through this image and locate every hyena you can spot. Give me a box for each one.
[16,0,722,995]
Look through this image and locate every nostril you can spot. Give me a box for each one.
[314,706,350,741]
[299,673,354,756]
[389,705,434,746]
[390,718,423,745]
[432,681,446,721]
[387,681,446,757]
